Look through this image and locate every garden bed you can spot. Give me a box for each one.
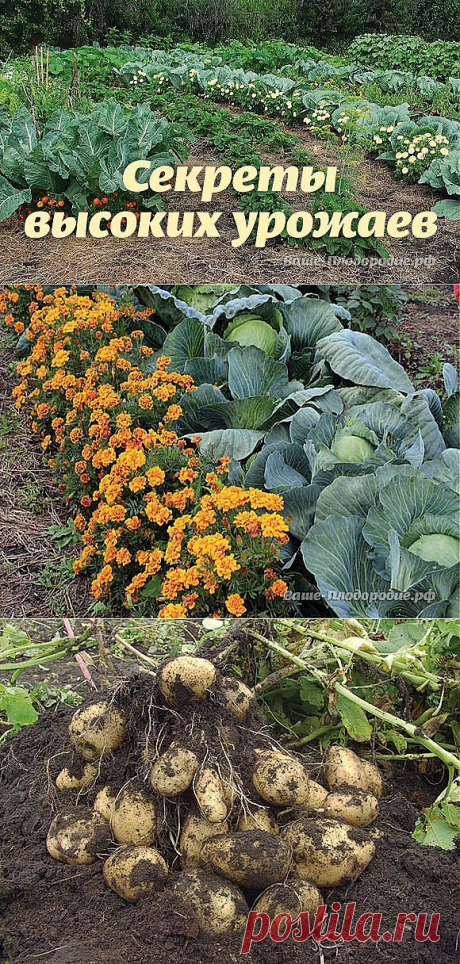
[0,38,459,283]
[0,135,458,285]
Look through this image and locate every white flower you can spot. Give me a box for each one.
[409,156,416,163]
[440,148,449,155]
[401,167,409,174]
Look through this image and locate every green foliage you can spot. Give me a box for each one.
[258,617,460,755]
[0,101,189,220]
[414,776,460,850]
[0,683,38,727]
[121,285,460,617]
[349,35,460,83]
[0,0,161,58]
[330,285,407,342]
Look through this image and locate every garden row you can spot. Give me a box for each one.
[113,48,460,218]
[2,284,459,618]
[0,42,459,225]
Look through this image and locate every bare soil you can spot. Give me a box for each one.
[0,134,458,285]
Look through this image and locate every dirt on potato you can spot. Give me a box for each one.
[0,677,459,964]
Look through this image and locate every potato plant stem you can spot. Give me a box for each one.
[113,634,157,670]
[364,752,438,761]
[0,627,95,672]
[251,631,460,774]
[334,682,460,773]
[288,723,338,747]
[277,619,440,689]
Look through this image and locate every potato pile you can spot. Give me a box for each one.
[46,656,383,937]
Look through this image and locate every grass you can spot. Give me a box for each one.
[36,556,80,616]
[16,479,45,509]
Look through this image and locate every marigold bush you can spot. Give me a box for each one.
[0,287,291,616]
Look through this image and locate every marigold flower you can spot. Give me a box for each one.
[126,516,141,530]
[225,594,247,616]
[158,603,187,618]
[267,579,288,598]
[146,466,166,487]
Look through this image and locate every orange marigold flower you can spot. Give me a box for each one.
[179,467,197,484]
[138,393,154,410]
[164,404,182,422]
[225,594,247,616]
[156,356,171,370]
[146,466,165,487]
[129,475,147,493]
[116,548,132,566]
[267,579,288,598]
[158,603,187,618]
[74,513,87,532]
[126,516,141,530]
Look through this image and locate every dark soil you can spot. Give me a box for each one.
[1,694,459,964]
[390,284,460,389]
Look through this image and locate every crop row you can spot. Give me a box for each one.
[1,41,459,228]
[114,51,460,219]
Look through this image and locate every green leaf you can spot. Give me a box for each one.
[0,174,31,222]
[413,812,458,849]
[383,729,407,752]
[318,330,414,394]
[282,297,343,351]
[281,484,322,540]
[336,689,372,742]
[376,620,426,653]
[198,428,264,461]
[140,574,163,600]
[0,685,38,726]
[299,677,325,709]
[227,346,302,400]
[160,318,206,371]
[432,199,460,220]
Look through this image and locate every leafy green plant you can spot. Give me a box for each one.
[330,285,406,342]
[421,149,460,219]
[348,35,460,83]
[0,101,189,221]
[0,682,38,742]
[252,617,460,844]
